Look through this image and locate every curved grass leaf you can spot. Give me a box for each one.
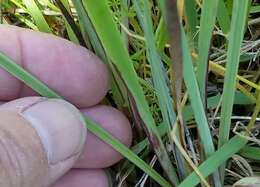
[0,52,172,187]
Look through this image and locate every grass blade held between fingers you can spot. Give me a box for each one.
[0,54,60,98]
[0,52,172,187]
[23,0,52,33]
[218,0,250,182]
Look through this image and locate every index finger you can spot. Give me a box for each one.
[0,25,110,108]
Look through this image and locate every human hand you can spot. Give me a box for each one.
[0,25,132,187]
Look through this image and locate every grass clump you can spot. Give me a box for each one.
[1,0,260,186]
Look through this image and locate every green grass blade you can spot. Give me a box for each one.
[9,0,38,30]
[182,28,215,157]
[129,91,253,161]
[216,0,231,34]
[14,13,39,30]
[23,0,52,33]
[197,0,219,105]
[156,0,167,21]
[134,0,182,183]
[82,0,179,185]
[71,0,107,61]
[178,135,248,187]
[217,0,250,154]
[218,0,250,181]
[239,146,260,161]
[184,0,198,46]
[39,0,59,11]
[155,18,168,52]
[250,5,260,13]
[182,28,221,185]
[55,0,85,46]
[10,0,27,12]
[135,0,176,151]
[0,53,60,98]
[0,51,172,187]
[73,0,128,111]
[180,84,259,186]
[120,0,129,47]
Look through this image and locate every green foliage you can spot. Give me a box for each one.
[218,0,250,182]
[0,0,259,186]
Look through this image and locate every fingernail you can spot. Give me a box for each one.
[21,99,86,164]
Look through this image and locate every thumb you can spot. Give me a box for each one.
[0,97,86,187]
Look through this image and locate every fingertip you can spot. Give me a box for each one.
[0,97,88,185]
[0,97,87,187]
[21,98,87,164]
[0,25,111,107]
[18,27,111,107]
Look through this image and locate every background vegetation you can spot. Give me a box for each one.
[0,0,259,186]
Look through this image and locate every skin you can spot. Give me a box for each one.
[0,25,132,187]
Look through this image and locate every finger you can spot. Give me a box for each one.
[2,98,133,168]
[0,97,86,187]
[0,25,110,108]
[50,169,110,187]
[75,105,132,168]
